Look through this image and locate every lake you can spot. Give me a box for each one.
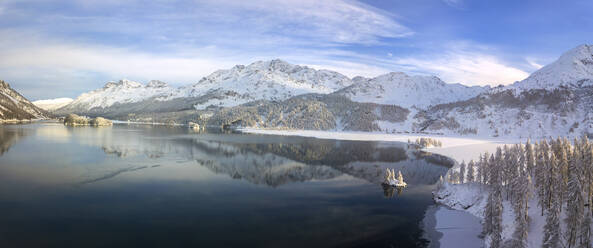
[0,122,453,247]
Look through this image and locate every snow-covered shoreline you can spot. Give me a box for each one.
[239,128,519,162]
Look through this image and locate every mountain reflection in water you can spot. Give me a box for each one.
[0,123,453,248]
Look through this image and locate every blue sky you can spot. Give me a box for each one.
[0,0,591,100]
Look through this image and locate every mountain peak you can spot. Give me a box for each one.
[103,79,143,89]
[246,59,296,72]
[0,80,47,120]
[118,79,142,88]
[0,80,9,88]
[511,44,593,91]
[146,80,168,88]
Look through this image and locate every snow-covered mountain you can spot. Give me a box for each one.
[408,44,593,138]
[0,80,48,121]
[209,44,593,139]
[336,72,488,108]
[50,45,593,138]
[56,59,354,117]
[56,79,175,114]
[163,59,353,109]
[510,44,593,91]
[33,98,73,111]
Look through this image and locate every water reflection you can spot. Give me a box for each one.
[0,124,453,188]
[382,184,404,198]
[80,128,451,187]
[0,125,30,156]
[0,123,453,248]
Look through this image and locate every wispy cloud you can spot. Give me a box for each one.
[392,43,530,86]
[2,0,581,100]
[526,58,544,70]
[0,0,416,99]
[203,0,413,45]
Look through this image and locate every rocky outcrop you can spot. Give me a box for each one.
[90,117,113,126]
[64,114,89,125]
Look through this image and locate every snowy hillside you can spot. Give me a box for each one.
[403,44,593,138]
[510,44,593,91]
[33,98,73,111]
[0,80,48,120]
[335,72,487,108]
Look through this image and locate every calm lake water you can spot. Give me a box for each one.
[0,123,453,247]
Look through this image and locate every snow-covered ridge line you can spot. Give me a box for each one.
[33,98,73,111]
[0,80,48,120]
[509,44,593,91]
[335,72,488,108]
[238,128,511,150]
[51,58,489,115]
[43,44,593,139]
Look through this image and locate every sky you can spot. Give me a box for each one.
[0,0,591,100]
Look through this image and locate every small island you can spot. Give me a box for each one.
[64,114,113,126]
[383,168,407,187]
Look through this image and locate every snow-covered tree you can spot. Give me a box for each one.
[467,160,475,183]
[580,208,593,248]
[535,140,547,216]
[543,153,561,248]
[447,136,593,248]
[509,171,531,248]
[557,143,569,212]
[565,145,584,248]
[525,139,535,175]
[459,161,466,184]
[484,155,496,235]
[476,158,483,185]
[490,151,504,248]
[517,143,526,173]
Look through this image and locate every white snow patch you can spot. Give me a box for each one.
[33,97,74,111]
[239,128,522,162]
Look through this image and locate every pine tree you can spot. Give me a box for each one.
[459,161,466,184]
[525,139,535,175]
[535,140,547,216]
[565,143,585,248]
[467,160,475,183]
[518,143,526,172]
[580,209,593,248]
[543,153,561,248]
[477,155,483,185]
[484,155,495,235]
[507,145,521,201]
[503,145,513,198]
[580,137,593,212]
[510,170,531,248]
[557,143,569,212]
[490,150,504,248]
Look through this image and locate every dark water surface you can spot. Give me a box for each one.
[0,123,453,248]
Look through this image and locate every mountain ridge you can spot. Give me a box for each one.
[39,44,593,138]
[0,80,49,121]
[52,59,487,115]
